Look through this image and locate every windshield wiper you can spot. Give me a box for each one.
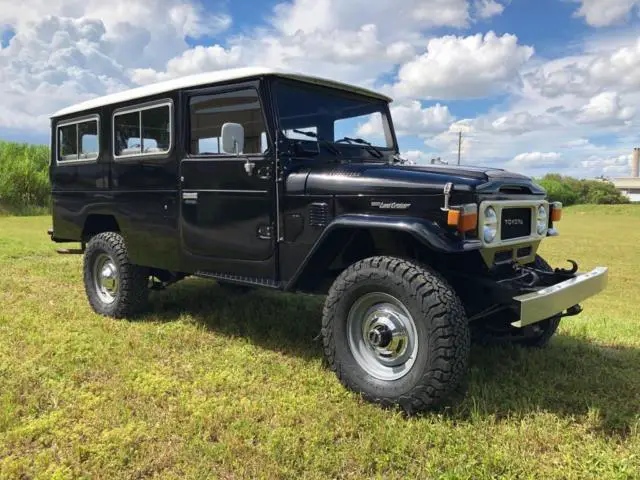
[291,129,341,157]
[335,137,384,159]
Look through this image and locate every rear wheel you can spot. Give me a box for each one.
[83,232,149,318]
[321,256,470,413]
[471,255,561,348]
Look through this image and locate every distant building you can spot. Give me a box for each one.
[612,148,640,202]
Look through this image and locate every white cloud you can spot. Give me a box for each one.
[168,3,231,38]
[0,16,129,129]
[130,45,243,84]
[572,0,640,27]
[489,111,557,134]
[357,101,454,139]
[402,150,440,164]
[581,153,632,176]
[526,37,640,99]
[577,91,636,124]
[390,32,534,100]
[271,0,472,35]
[507,152,563,168]
[391,101,455,136]
[0,1,231,129]
[475,0,506,19]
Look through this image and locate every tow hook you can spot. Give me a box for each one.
[561,304,583,318]
[555,260,578,276]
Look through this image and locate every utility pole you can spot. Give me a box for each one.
[457,131,462,165]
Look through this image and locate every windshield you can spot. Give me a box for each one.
[274,80,394,151]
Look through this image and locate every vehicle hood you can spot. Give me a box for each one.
[286,162,540,196]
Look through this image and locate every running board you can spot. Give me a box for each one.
[195,271,283,289]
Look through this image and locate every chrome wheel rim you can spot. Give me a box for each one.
[93,253,119,304]
[347,292,418,381]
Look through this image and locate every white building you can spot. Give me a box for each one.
[611,177,640,202]
[612,148,640,202]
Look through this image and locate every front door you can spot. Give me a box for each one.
[179,86,275,266]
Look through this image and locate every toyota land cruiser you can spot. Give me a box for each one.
[48,67,608,412]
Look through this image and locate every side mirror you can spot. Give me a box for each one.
[221,123,244,155]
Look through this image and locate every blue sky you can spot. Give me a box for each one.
[1,0,639,177]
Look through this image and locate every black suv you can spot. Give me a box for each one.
[49,68,608,412]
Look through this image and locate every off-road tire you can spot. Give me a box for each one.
[321,256,470,414]
[471,255,561,348]
[83,232,149,318]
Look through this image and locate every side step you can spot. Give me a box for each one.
[195,271,283,289]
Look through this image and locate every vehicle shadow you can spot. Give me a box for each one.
[146,278,640,438]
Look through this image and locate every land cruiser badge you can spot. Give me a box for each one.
[371,201,411,210]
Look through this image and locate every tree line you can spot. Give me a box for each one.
[537,173,630,206]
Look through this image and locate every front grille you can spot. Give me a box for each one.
[501,207,531,240]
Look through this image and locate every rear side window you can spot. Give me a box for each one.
[57,117,99,163]
[189,89,268,155]
[113,102,172,158]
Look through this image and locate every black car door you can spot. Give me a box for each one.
[179,86,276,265]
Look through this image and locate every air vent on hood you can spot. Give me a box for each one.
[499,185,532,195]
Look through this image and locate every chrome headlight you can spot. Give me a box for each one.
[483,206,498,243]
[536,205,548,235]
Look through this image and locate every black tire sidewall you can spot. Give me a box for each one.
[83,232,148,318]
[84,236,122,316]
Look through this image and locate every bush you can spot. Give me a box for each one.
[0,141,51,212]
[538,174,629,206]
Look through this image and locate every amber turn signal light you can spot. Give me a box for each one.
[447,204,478,233]
[550,202,563,222]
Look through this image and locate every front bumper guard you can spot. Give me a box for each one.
[511,267,608,328]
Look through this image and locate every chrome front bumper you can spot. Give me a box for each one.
[511,267,608,327]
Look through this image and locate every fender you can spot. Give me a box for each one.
[285,214,482,290]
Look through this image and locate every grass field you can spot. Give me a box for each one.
[1,205,639,479]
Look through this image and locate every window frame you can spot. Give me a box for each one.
[186,86,272,158]
[112,99,174,160]
[272,78,397,152]
[55,114,101,166]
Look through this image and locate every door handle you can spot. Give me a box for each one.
[244,159,255,176]
[182,192,198,203]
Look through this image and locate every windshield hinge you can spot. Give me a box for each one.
[441,182,454,211]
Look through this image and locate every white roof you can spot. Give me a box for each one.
[51,67,391,118]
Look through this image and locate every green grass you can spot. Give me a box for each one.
[1,205,639,479]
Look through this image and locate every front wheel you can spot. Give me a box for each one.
[83,232,149,318]
[321,256,470,413]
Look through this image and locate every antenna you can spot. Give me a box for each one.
[457,131,462,166]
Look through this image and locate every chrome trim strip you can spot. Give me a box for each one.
[182,189,268,194]
[512,267,608,328]
[182,192,198,201]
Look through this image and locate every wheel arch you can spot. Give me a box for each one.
[285,214,481,293]
[82,214,121,242]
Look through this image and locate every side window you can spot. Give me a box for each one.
[57,117,99,163]
[189,89,268,155]
[114,103,171,157]
[78,121,98,159]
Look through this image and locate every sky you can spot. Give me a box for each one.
[0,0,639,177]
